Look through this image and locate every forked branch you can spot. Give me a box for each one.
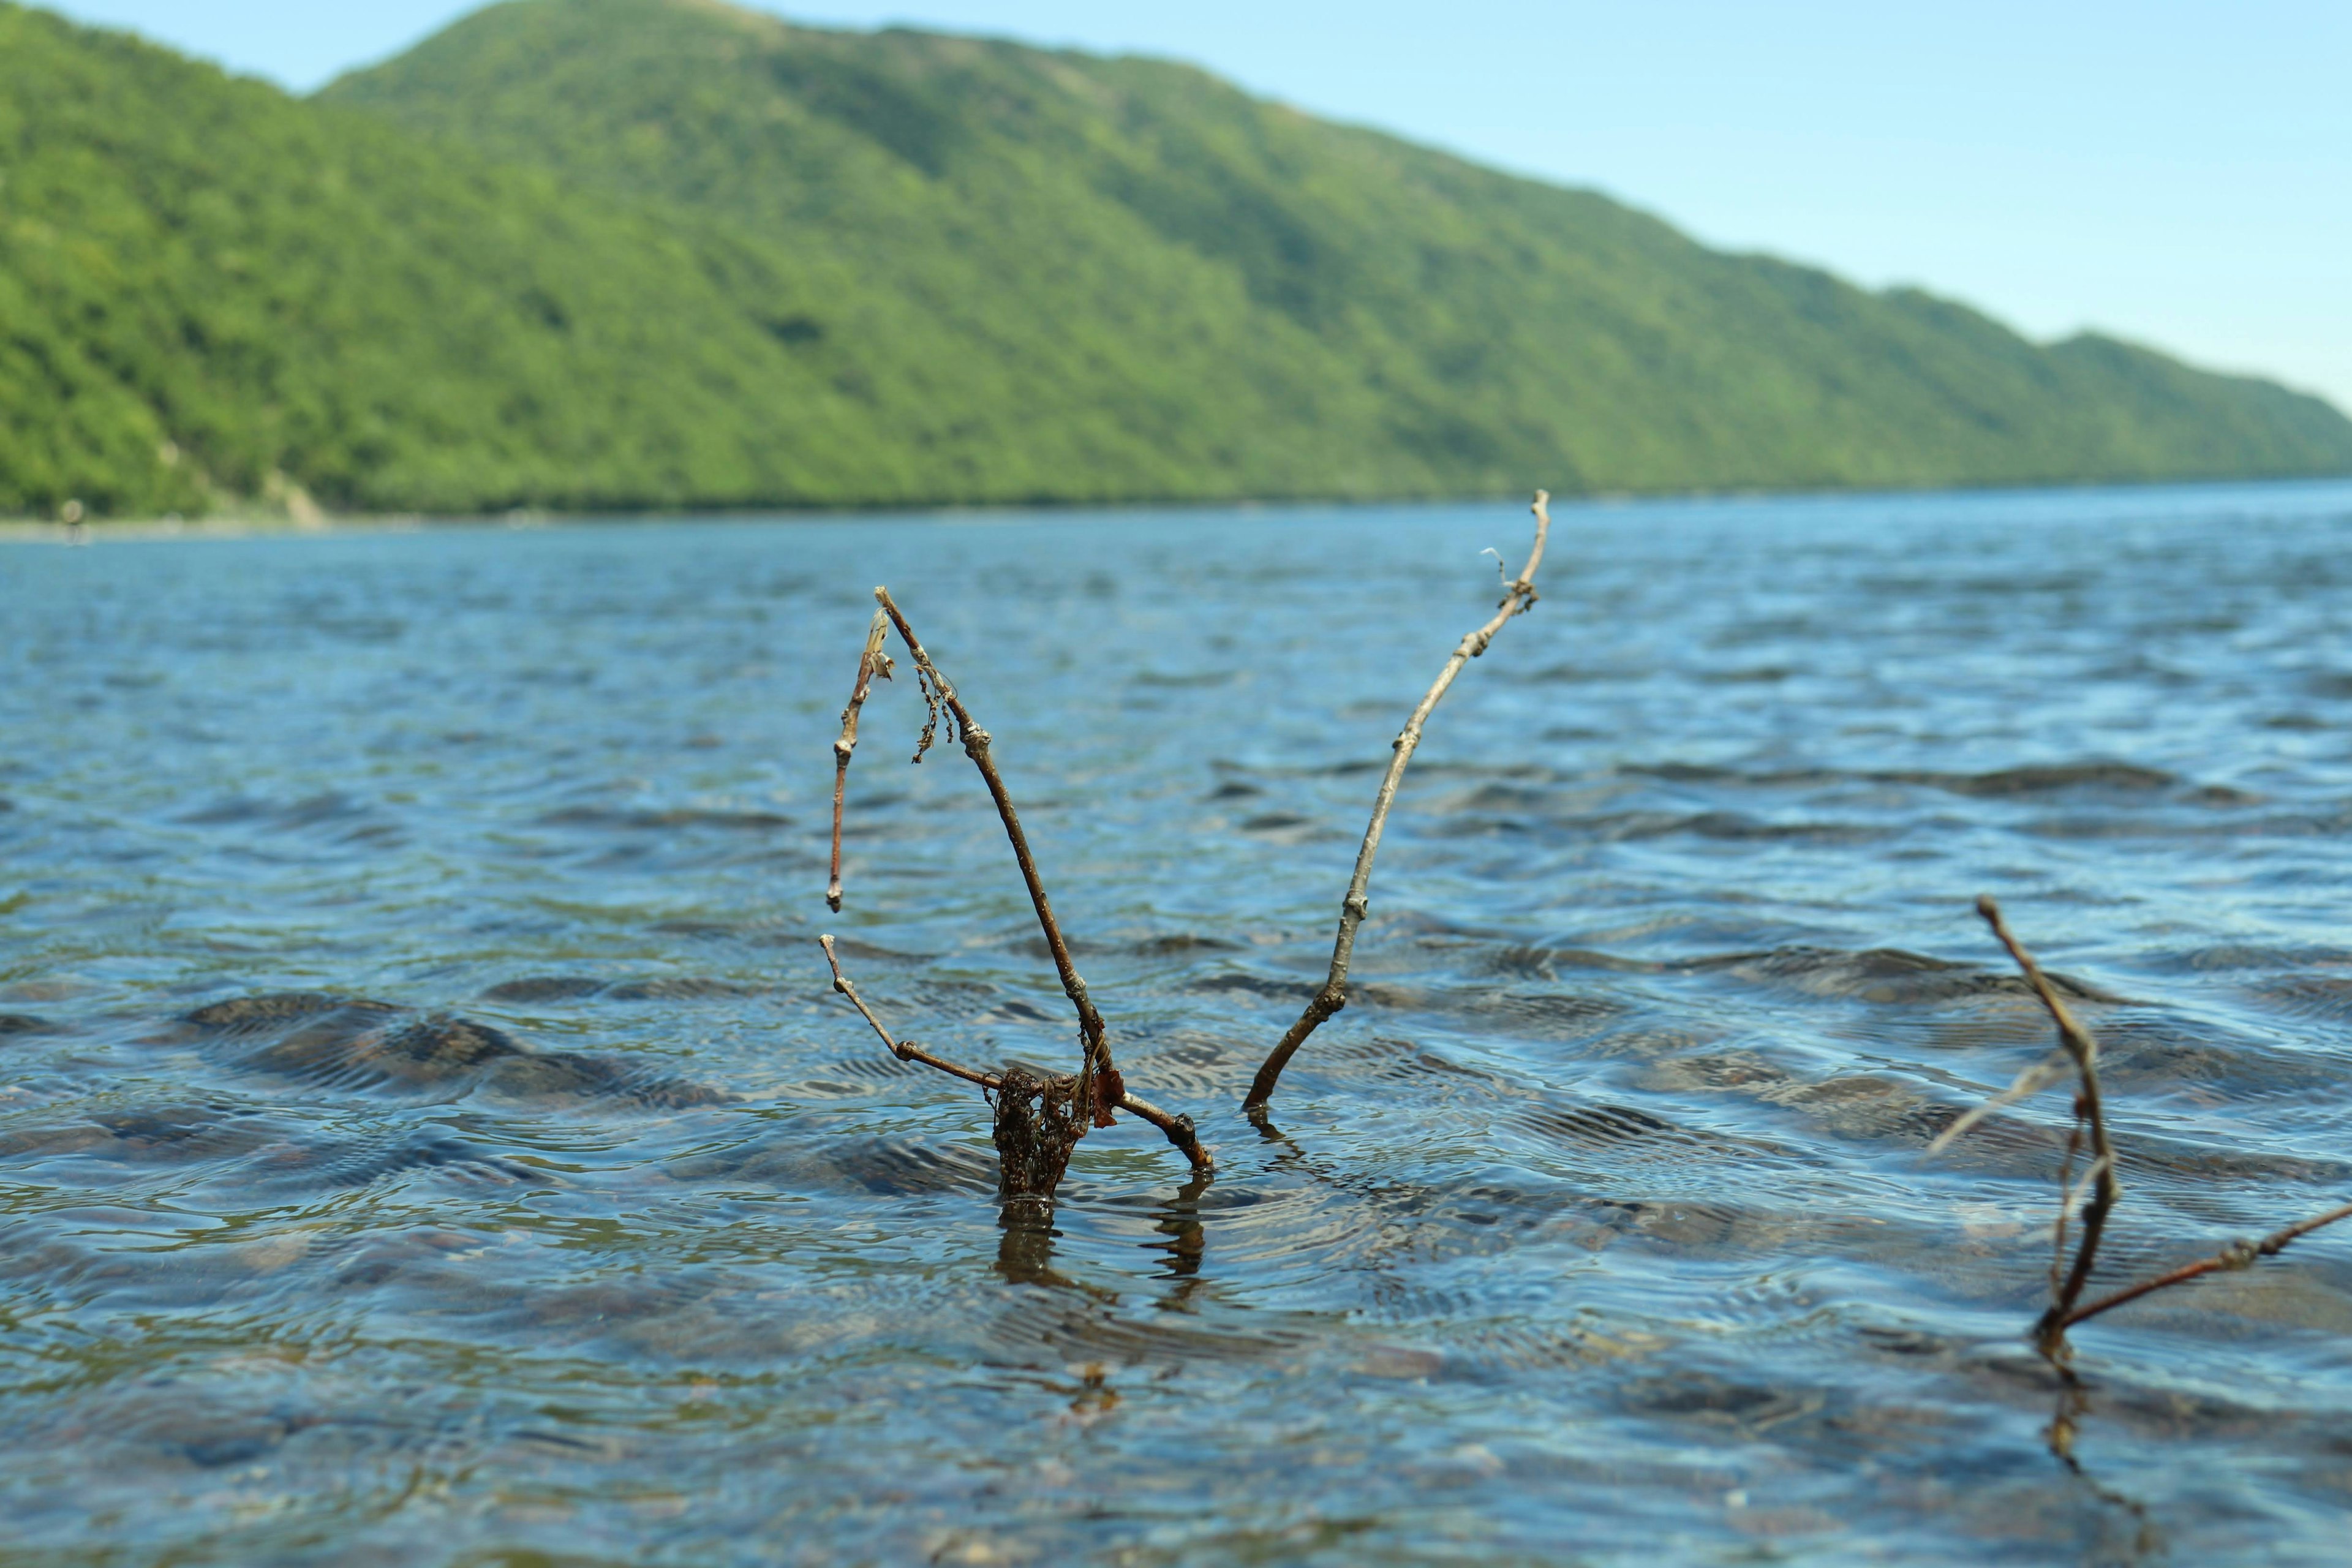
[820,934,1213,1175]
[1973,896,2122,1349]
[817,589,1212,1177]
[2058,1200,2352,1329]
[1940,897,2351,1358]
[1244,491,1554,1116]
[820,933,1000,1090]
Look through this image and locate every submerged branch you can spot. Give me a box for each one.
[873,587,1128,1127]
[826,609,895,912]
[1244,490,1553,1117]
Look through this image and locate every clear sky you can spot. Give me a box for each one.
[43,1,2352,412]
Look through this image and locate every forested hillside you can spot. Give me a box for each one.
[6,0,2349,519]
[0,4,932,516]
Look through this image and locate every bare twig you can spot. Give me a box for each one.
[1116,1088,1213,1175]
[827,609,895,912]
[1971,896,2122,1352]
[2060,1200,2352,1329]
[1244,491,1555,1116]
[1945,899,2352,1360]
[1924,1047,2071,1156]
[872,587,1128,1129]
[819,935,1000,1090]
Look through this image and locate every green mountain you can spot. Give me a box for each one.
[6,0,2348,519]
[0,2,925,516]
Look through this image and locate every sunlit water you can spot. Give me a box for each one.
[6,482,2352,1564]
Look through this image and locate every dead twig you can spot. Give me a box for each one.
[871,587,1128,1130]
[1112,1087,1212,1174]
[2060,1200,2352,1330]
[826,609,895,912]
[1244,491,1554,1117]
[1969,895,2122,1354]
[819,935,1000,1090]
[1943,897,2351,1363]
[820,590,1213,1178]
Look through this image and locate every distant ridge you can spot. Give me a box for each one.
[6,0,2348,518]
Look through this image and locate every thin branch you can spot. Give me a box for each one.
[2060,1200,2352,1329]
[1945,899,2352,1361]
[1924,1047,2071,1156]
[1973,895,2123,1349]
[827,609,895,913]
[1117,1088,1215,1177]
[1244,490,1554,1117]
[819,935,1000,1090]
[872,587,1128,1128]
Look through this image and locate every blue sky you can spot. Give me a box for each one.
[45,1,2352,411]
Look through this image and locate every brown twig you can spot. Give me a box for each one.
[1972,896,2122,1353]
[872,587,1129,1129]
[1942,900,2352,1374]
[1243,491,1554,1117]
[821,933,1212,1173]
[827,609,895,913]
[818,934,1000,1090]
[2060,1200,2352,1329]
[1115,1088,1213,1175]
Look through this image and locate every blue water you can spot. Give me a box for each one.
[5,480,2352,1563]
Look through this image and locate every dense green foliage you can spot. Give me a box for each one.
[0,4,900,516]
[6,0,2348,518]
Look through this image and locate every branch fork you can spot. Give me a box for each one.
[820,589,1209,1180]
[1938,897,2352,1361]
[815,495,1558,1185]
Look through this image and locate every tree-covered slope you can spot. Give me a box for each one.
[6,0,2348,518]
[0,2,937,516]
[322,0,2352,500]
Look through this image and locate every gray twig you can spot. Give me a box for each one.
[1243,491,1554,1116]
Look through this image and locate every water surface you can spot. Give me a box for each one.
[6,482,2352,1563]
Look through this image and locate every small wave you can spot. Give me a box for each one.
[1559,810,1890,845]
[480,976,608,1002]
[535,805,793,832]
[1893,762,2175,797]
[1621,758,2251,804]
[176,993,729,1107]
[602,978,762,1001]
[0,1103,278,1166]
[1123,932,1244,957]
[1678,946,2125,1005]
[301,1131,542,1189]
[673,1134,997,1196]
[1185,971,1315,1000]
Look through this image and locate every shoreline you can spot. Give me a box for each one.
[7,470,2350,544]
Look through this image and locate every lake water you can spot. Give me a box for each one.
[6,481,2352,1564]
